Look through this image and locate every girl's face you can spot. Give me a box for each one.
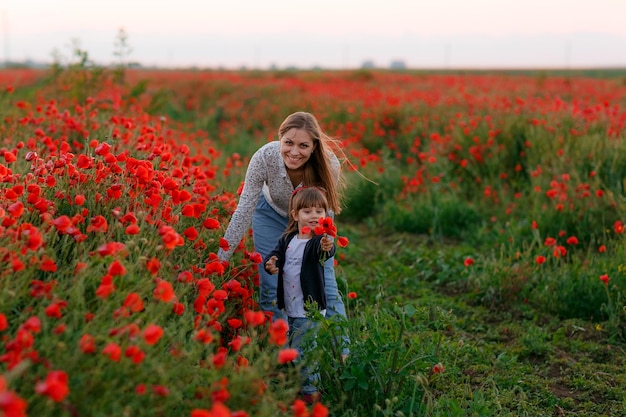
[280,128,316,171]
[292,205,326,236]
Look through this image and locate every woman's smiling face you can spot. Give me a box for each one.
[280,128,316,172]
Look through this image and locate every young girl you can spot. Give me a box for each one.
[263,186,334,404]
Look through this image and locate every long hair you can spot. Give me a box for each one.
[284,187,330,236]
[278,111,343,214]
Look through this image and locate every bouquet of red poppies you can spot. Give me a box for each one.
[302,217,349,264]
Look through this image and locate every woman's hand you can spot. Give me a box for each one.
[265,255,279,274]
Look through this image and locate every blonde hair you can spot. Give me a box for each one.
[284,187,329,236]
[278,111,343,214]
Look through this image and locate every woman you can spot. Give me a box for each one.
[217,111,347,323]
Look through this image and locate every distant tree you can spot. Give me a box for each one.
[390,60,406,70]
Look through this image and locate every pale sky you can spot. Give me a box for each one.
[1,0,625,69]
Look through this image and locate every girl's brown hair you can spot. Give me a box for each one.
[284,187,329,236]
[278,111,343,214]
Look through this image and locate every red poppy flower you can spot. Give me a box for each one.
[206,261,225,275]
[196,278,216,297]
[123,292,144,313]
[52,215,73,232]
[96,242,126,257]
[107,260,127,276]
[212,289,228,301]
[125,224,140,235]
[87,215,108,233]
[159,226,184,249]
[194,329,214,344]
[119,212,137,224]
[536,255,546,264]
[35,370,69,402]
[348,292,357,299]
[23,316,41,333]
[94,142,111,156]
[23,226,43,251]
[7,201,24,218]
[146,257,161,275]
[102,343,122,362]
[566,236,579,245]
[268,319,289,346]
[248,251,262,264]
[553,245,567,258]
[96,275,116,299]
[544,237,556,246]
[212,347,228,368]
[227,318,242,329]
[3,151,16,163]
[278,348,299,364]
[182,226,199,240]
[244,310,266,327]
[177,271,193,283]
[45,301,66,319]
[192,402,231,417]
[40,256,58,272]
[203,217,220,229]
[600,274,610,285]
[312,403,329,417]
[337,236,349,247]
[292,399,308,417]
[182,204,196,218]
[143,324,164,345]
[172,302,185,315]
[76,155,92,169]
[12,257,24,272]
[125,345,145,364]
[152,385,170,397]
[79,334,96,354]
[0,313,8,331]
[154,280,175,302]
[53,324,66,335]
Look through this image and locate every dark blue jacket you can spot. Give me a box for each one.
[264,231,335,312]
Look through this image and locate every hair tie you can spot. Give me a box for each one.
[292,185,326,196]
[292,185,306,195]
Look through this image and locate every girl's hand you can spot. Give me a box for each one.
[265,256,279,275]
[321,235,332,252]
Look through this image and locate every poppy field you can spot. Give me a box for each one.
[1,55,626,417]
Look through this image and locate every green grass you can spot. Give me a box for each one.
[334,223,626,417]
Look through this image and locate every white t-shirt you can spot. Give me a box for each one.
[282,235,309,318]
